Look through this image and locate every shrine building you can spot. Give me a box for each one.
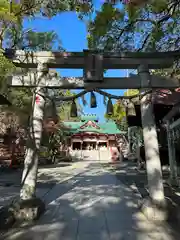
[63,114,126,150]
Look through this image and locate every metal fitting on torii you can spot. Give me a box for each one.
[138,65,151,89]
[83,49,103,82]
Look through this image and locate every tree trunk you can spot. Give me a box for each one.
[140,93,165,205]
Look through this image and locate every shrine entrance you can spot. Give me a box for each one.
[72,142,81,150]
[82,150,100,161]
[7,48,180,205]
[82,141,97,150]
[98,141,107,149]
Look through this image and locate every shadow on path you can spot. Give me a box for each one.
[3,162,180,240]
[110,161,180,235]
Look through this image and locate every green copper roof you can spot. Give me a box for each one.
[63,119,126,135]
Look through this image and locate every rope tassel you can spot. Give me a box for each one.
[90,91,97,108]
[70,100,78,117]
[106,98,114,115]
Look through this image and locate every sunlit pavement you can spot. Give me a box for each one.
[3,161,180,240]
[0,161,90,209]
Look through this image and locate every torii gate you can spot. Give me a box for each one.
[5,49,180,209]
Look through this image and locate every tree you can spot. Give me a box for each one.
[0,1,18,87]
[88,1,179,52]
[0,0,93,74]
[0,30,65,131]
[88,1,180,76]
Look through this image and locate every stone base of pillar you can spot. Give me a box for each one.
[167,177,179,187]
[140,196,180,223]
[0,197,45,230]
[10,197,45,223]
[140,197,167,221]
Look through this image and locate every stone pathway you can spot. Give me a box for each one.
[0,161,88,209]
[2,162,180,240]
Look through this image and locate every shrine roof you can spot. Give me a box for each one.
[80,114,98,121]
[63,119,126,135]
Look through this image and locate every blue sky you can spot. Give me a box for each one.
[23,3,128,122]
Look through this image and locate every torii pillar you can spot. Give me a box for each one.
[20,63,47,200]
[138,65,166,218]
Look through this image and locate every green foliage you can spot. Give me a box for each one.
[0,87,33,127]
[105,100,126,121]
[0,0,19,79]
[151,67,180,80]
[0,0,20,23]
[0,0,93,90]
[150,0,168,13]
[130,126,143,153]
[0,0,81,126]
[124,89,139,96]
[0,0,93,75]
[8,87,32,112]
[20,30,64,50]
[115,116,128,132]
[19,0,93,18]
[89,1,180,52]
[126,4,140,21]
[87,3,124,49]
[0,53,15,80]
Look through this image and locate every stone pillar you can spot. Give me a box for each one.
[127,127,131,154]
[167,121,178,186]
[138,65,165,206]
[20,63,48,200]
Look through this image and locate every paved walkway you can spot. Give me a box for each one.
[0,161,88,209]
[3,162,179,240]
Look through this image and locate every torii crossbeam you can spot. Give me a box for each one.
[5,49,180,89]
[8,72,180,89]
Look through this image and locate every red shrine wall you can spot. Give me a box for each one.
[70,133,119,150]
